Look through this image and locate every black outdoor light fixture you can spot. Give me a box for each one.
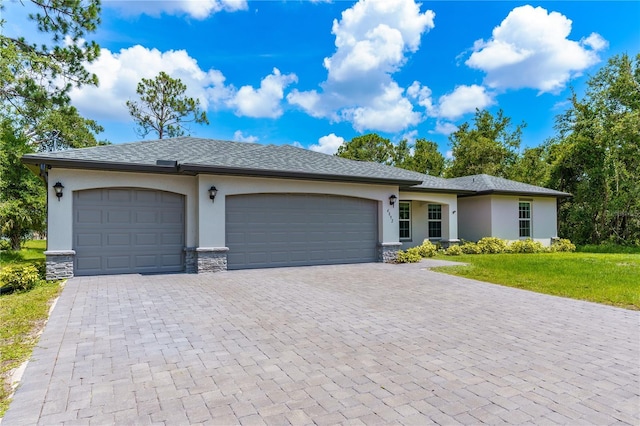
[53,182,64,201]
[208,186,218,202]
[389,194,397,207]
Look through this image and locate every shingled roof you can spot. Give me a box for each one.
[448,174,570,197]
[22,137,430,186]
[22,137,568,196]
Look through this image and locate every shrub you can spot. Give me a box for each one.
[444,245,463,256]
[395,248,422,263]
[460,242,482,254]
[33,259,47,279]
[550,238,576,253]
[0,264,41,293]
[477,237,509,254]
[509,239,545,254]
[0,239,10,251]
[417,239,437,258]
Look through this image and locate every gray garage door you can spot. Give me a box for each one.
[226,194,378,270]
[73,188,185,276]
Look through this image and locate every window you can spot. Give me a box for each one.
[519,201,531,238]
[399,201,411,240]
[428,204,442,239]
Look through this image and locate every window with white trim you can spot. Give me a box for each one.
[399,201,411,240]
[428,204,442,239]
[519,201,531,238]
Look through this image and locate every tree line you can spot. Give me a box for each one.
[336,54,640,246]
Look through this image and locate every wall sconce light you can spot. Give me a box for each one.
[208,186,218,202]
[389,194,397,207]
[53,182,64,201]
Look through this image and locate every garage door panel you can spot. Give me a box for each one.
[226,194,378,270]
[74,188,184,276]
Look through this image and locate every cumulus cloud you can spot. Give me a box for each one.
[466,5,607,93]
[70,46,296,123]
[434,121,458,136]
[232,130,259,143]
[230,68,297,118]
[436,85,494,120]
[342,82,422,132]
[288,0,435,133]
[309,133,345,155]
[69,45,233,121]
[104,0,248,20]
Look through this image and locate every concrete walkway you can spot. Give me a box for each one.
[3,262,639,425]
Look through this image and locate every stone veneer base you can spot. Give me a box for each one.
[378,243,402,263]
[185,247,229,273]
[44,250,76,280]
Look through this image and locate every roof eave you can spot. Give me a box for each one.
[21,156,424,186]
[179,163,423,186]
[458,189,572,198]
[400,185,475,195]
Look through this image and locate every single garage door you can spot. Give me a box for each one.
[73,188,185,276]
[226,194,378,270]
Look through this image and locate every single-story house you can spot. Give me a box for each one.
[22,137,570,279]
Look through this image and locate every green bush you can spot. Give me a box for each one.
[444,245,463,256]
[477,237,509,254]
[509,239,545,253]
[460,242,482,254]
[417,239,438,257]
[550,238,576,253]
[0,265,41,293]
[0,239,10,251]
[395,248,422,263]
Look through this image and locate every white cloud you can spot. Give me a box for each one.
[401,130,418,144]
[232,130,258,143]
[104,0,248,20]
[407,81,435,116]
[309,133,345,155]
[465,5,607,93]
[434,121,458,136]
[291,141,304,148]
[342,82,422,132]
[69,45,233,121]
[229,68,298,118]
[445,150,453,160]
[288,0,435,133]
[70,46,297,123]
[436,85,494,120]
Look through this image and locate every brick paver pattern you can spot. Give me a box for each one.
[3,262,639,425]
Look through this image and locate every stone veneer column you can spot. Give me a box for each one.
[44,250,75,280]
[195,247,229,273]
[378,242,402,263]
[184,247,198,273]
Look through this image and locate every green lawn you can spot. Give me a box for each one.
[0,240,61,417]
[432,252,640,310]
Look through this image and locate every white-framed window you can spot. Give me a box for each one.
[428,204,442,239]
[519,201,531,238]
[399,201,411,240]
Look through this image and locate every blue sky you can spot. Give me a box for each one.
[5,0,640,156]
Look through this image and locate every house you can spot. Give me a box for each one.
[22,137,569,279]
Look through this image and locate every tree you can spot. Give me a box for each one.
[446,109,524,178]
[507,145,551,187]
[403,139,445,176]
[336,133,395,164]
[126,72,209,139]
[27,105,106,152]
[0,121,46,250]
[0,0,101,117]
[548,53,640,244]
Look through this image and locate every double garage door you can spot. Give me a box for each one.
[226,194,378,270]
[73,188,185,276]
[73,190,378,275]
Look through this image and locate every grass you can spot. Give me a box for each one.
[0,240,61,417]
[432,252,640,310]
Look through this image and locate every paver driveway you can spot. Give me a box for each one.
[3,262,639,425]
